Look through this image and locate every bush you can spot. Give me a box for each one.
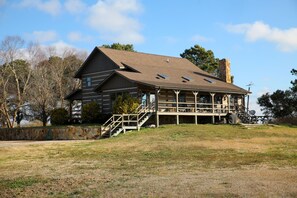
[275,117,297,125]
[82,102,101,123]
[113,94,140,114]
[50,108,69,125]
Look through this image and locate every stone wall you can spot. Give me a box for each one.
[0,126,102,140]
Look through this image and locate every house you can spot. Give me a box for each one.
[66,47,249,137]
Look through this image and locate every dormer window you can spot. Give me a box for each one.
[157,74,169,79]
[204,78,215,83]
[182,76,192,82]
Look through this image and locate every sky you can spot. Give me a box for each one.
[0,0,297,114]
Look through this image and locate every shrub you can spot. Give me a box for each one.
[82,102,101,123]
[113,94,139,114]
[50,108,69,125]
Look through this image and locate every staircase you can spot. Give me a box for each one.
[100,103,154,138]
[237,112,251,123]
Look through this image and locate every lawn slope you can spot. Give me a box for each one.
[0,124,297,197]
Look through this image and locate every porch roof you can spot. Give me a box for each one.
[64,89,82,101]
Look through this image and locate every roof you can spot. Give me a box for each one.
[64,89,82,101]
[91,48,248,94]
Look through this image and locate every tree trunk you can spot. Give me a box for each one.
[42,107,47,127]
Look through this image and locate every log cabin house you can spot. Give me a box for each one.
[66,47,249,137]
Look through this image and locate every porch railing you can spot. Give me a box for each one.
[157,101,240,114]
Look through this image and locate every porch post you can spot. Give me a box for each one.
[227,94,231,113]
[193,91,198,125]
[174,90,180,125]
[210,93,215,124]
[69,100,73,120]
[155,88,160,127]
[146,93,150,108]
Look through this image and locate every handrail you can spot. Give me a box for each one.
[101,102,155,137]
[109,116,123,134]
[101,115,114,128]
[101,115,123,137]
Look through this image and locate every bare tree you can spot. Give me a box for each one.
[28,61,56,126]
[45,47,83,108]
[0,36,33,128]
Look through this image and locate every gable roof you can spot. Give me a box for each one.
[83,47,248,94]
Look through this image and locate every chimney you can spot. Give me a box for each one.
[219,59,232,83]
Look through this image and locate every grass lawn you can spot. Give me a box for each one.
[0,124,297,197]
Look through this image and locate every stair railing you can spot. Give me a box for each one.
[108,115,124,137]
[100,102,156,137]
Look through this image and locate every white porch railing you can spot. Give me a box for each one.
[157,101,238,113]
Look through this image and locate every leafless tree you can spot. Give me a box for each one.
[0,36,32,128]
[28,61,56,126]
[45,47,83,108]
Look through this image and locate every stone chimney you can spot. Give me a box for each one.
[219,59,232,83]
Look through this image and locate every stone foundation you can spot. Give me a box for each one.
[0,126,101,140]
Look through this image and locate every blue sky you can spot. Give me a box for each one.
[0,0,297,114]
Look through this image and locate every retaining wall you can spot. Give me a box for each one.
[0,126,101,140]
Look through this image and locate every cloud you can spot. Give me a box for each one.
[225,21,297,52]
[31,30,58,43]
[87,0,144,44]
[19,0,62,16]
[67,31,92,42]
[191,34,214,43]
[64,0,86,13]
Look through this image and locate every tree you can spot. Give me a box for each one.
[257,69,297,118]
[113,94,139,114]
[102,43,135,52]
[28,61,56,126]
[291,69,297,92]
[39,49,83,108]
[0,36,32,128]
[180,44,219,75]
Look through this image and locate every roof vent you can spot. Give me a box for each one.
[182,76,192,82]
[157,73,169,79]
[204,78,215,83]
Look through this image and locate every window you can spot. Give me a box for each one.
[157,73,169,79]
[204,78,215,83]
[182,76,192,82]
[86,77,92,87]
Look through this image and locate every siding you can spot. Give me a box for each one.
[100,74,138,114]
[81,70,113,106]
[102,88,139,114]
[79,50,119,110]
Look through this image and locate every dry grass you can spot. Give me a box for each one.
[0,124,297,197]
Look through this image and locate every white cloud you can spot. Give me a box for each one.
[225,21,297,52]
[87,0,144,44]
[191,34,214,43]
[31,30,58,43]
[19,0,62,16]
[64,0,86,13]
[67,31,92,42]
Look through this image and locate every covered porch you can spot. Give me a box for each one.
[139,87,245,126]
